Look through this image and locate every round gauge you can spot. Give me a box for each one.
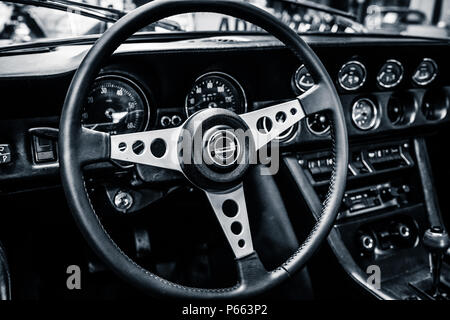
[82,75,150,135]
[293,65,315,93]
[412,58,438,86]
[352,98,379,131]
[185,72,247,117]
[377,60,404,89]
[338,61,367,91]
[421,89,449,121]
[306,112,330,135]
[387,92,417,126]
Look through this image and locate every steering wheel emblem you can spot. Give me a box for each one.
[207,129,241,167]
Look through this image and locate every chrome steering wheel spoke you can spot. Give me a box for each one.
[205,184,254,259]
[110,126,182,172]
[240,98,305,151]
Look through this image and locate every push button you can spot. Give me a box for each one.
[0,144,11,165]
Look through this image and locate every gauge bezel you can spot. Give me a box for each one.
[377,59,404,89]
[351,98,380,131]
[337,60,367,91]
[293,64,315,93]
[85,74,151,134]
[184,71,248,118]
[306,114,331,136]
[262,117,299,142]
[412,58,438,86]
[386,92,418,127]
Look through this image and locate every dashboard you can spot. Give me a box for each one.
[0,33,450,300]
[75,41,450,144]
[0,34,449,190]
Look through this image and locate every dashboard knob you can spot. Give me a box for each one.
[397,223,411,239]
[171,115,182,126]
[360,234,375,253]
[114,191,134,211]
[160,116,172,128]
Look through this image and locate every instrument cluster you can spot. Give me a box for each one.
[82,71,249,136]
[292,57,447,134]
[79,56,446,140]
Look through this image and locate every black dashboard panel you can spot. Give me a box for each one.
[0,34,449,188]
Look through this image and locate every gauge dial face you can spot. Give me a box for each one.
[412,58,438,86]
[82,76,149,135]
[352,98,378,131]
[185,72,246,117]
[306,112,330,135]
[294,65,315,92]
[338,61,367,91]
[387,95,406,125]
[377,60,404,88]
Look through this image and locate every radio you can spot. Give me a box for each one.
[297,141,414,184]
[337,182,411,220]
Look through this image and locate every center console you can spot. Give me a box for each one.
[284,137,450,300]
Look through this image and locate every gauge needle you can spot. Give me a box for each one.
[84,111,128,130]
[110,111,129,123]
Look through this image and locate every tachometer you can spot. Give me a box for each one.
[185,72,247,117]
[82,75,150,135]
[377,60,404,89]
[412,58,438,86]
[352,98,379,131]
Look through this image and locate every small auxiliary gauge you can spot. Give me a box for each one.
[412,58,438,86]
[293,65,315,92]
[338,61,367,91]
[377,60,404,89]
[352,98,379,131]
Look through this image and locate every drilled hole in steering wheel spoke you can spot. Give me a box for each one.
[231,221,243,235]
[118,142,127,152]
[257,116,272,134]
[222,199,239,218]
[132,141,145,155]
[150,138,167,158]
[275,111,287,123]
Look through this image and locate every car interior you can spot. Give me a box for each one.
[0,0,450,301]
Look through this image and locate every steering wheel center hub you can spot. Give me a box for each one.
[205,126,242,170]
[179,108,252,191]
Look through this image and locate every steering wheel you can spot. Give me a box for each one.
[59,0,348,299]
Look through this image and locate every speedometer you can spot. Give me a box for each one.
[185,72,247,117]
[82,75,150,135]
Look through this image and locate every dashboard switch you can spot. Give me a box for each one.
[32,136,57,164]
[0,144,11,165]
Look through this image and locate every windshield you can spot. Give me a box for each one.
[1,0,449,46]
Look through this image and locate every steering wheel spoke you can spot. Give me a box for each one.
[297,83,335,115]
[205,184,254,259]
[110,127,182,172]
[240,99,305,151]
[79,127,111,165]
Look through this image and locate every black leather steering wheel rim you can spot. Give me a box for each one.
[59,0,348,299]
